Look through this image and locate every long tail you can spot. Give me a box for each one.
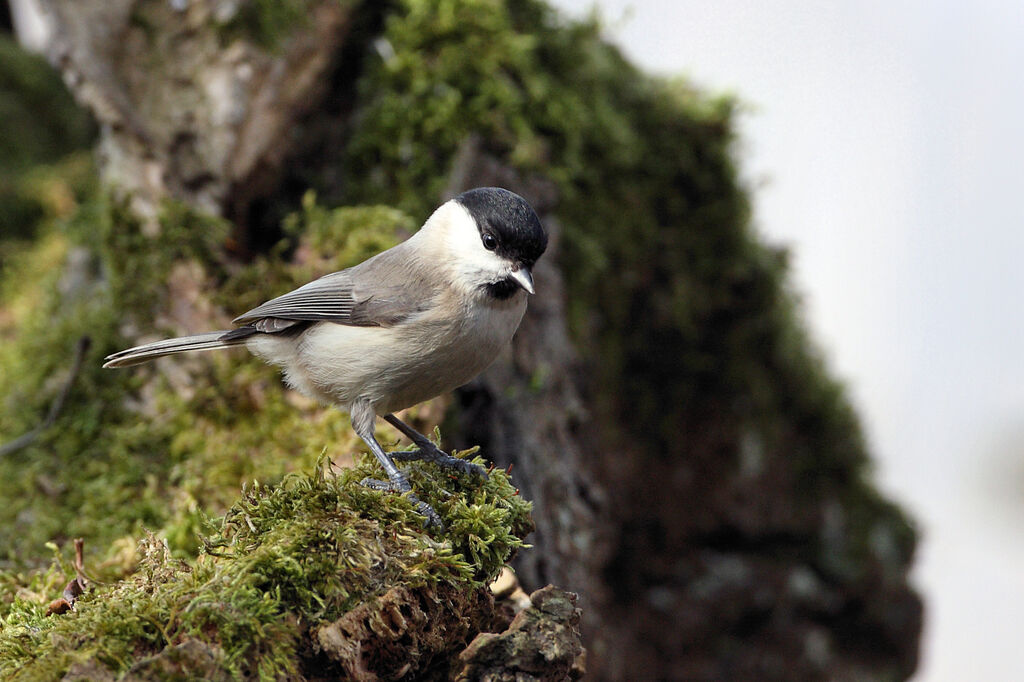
[103,330,252,368]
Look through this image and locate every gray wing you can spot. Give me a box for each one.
[232,247,437,330]
[233,270,358,325]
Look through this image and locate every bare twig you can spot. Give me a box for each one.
[0,336,91,458]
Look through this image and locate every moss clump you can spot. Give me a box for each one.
[0,454,530,680]
[282,190,413,273]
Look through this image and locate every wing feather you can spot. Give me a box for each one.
[232,246,437,330]
[233,271,356,324]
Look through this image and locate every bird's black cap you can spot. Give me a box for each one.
[455,187,547,267]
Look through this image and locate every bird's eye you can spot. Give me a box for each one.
[482,233,498,251]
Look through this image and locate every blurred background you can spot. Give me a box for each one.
[547,1,1024,680]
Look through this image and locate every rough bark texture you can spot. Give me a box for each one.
[307,583,584,682]
[312,583,497,681]
[33,0,351,227]
[444,138,611,618]
[455,586,585,682]
[56,581,583,682]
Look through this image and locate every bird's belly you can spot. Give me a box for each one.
[275,298,525,414]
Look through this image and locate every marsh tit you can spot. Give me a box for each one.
[104,187,547,528]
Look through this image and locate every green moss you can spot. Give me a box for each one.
[0,455,530,680]
[283,190,412,269]
[0,37,95,240]
[0,193,235,567]
[344,0,550,214]
[0,38,94,173]
[216,0,322,50]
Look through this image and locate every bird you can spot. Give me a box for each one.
[104,187,547,528]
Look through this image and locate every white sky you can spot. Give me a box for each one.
[548,2,1024,680]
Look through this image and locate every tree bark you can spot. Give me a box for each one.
[26,0,351,230]
[442,137,612,653]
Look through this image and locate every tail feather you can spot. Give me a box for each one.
[103,330,250,368]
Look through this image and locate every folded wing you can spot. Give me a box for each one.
[232,248,437,331]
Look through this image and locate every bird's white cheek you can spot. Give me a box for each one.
[437,202,511,281]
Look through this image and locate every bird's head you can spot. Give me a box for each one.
[423,187,547,300]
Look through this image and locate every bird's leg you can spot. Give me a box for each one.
[350,401,443,528]
[383,413,489,479]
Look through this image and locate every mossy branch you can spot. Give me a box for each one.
[0,450,534,680]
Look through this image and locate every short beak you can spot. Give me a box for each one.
[509,267,535,295]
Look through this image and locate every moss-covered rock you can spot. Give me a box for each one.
[0,455,531,680]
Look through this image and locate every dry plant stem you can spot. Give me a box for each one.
[0,336,91,458]
[46,538,90,616]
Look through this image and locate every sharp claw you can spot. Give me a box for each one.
[389,446,489,479]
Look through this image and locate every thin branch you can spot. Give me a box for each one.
[0,335,91,457]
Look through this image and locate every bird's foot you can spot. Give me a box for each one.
[390,443,490,480]
[359,477,444,529]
